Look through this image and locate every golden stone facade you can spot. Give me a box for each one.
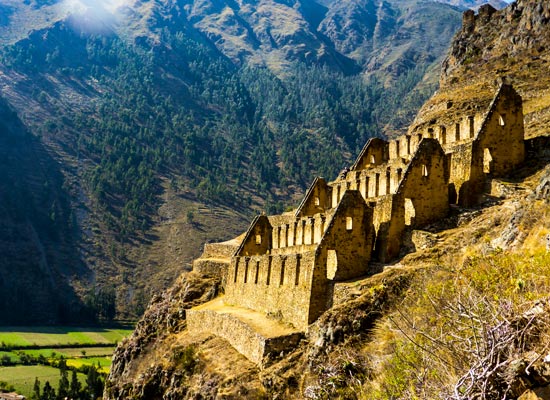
[187,83,525,365]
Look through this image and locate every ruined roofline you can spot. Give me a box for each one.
[350,137,388,171]
[233,214,269,257]
[394,138,446,197]
[295,176,326,218]
[474,82,522,143]
[318,189,369,245]
[402,83,521,154]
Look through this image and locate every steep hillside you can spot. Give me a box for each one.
[0,96,90,323]
[106,1,550,398]
[0,0,468,321]
[436,0,509,10]
[105,154,550,399]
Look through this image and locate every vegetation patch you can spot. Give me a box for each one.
[0,327,132,349]
[0,365,85,398]
[362,250,550,399]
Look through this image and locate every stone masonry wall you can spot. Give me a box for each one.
[295,177,331,217]
[186,304,302,365]
[400,139,449,227]
[224,251,317,330]
[474,84,525,177]
[316,190,375,282]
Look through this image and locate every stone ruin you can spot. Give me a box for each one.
[186,83,525,365]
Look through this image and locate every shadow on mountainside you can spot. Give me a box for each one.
[0,96,93,325]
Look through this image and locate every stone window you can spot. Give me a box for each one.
[346,216,353,230]
[499,114,506,126]
[234,263,239,283]
[266,258,272,285]
[254,261,260,284]
[422,164,429,177]
[428,128,434,139]
[483,148,493,174]
[406,136,411,154]
[255,234,262,245]
[314,196,320,206]
[244,260,249,283]
[439,126,446,145]
[395,140,400,157]
[370,155,376,164]
[326,250,337,280]
[405,198,416,226]
[295,256,300,286]
[469,116,475,138]
[280,259,286,286]
[455,123,460,141]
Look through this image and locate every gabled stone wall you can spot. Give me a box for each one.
[188,83,525,357]
[295,177,331,217]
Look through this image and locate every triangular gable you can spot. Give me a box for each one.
[474,83,520,141]
[397,138,447,196]
[295,177,329,218]
[351,137,388,171]
[318,190,375,281]
[234,215,272,257]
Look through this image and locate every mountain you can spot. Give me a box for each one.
[0,97,89,323]
[105,0,550,398]
[0,0,506,322]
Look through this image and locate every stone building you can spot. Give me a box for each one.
[187,83,525,365]
[407,83,525,206]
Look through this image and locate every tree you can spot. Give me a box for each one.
[31,378,40,400]
[69,369,82,399]
[41,381,56,400]
[57,358,69,399]
[86,364,104,400]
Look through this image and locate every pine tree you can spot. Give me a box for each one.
[69,369,82,399]
[31,377,40,400]
[86,364,104,400]
[57,358,69,399]
[41,381,56,400]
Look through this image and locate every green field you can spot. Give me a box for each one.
[0,365,86,397]
[0,326,133,397]
[0,327,132,347]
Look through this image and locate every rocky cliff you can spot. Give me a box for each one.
[106,1,550,398]
[416,0,550,140]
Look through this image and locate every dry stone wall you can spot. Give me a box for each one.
[187,83,526,364]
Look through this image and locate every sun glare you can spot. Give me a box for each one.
[63,0,133,15]
[61,0,134,31]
